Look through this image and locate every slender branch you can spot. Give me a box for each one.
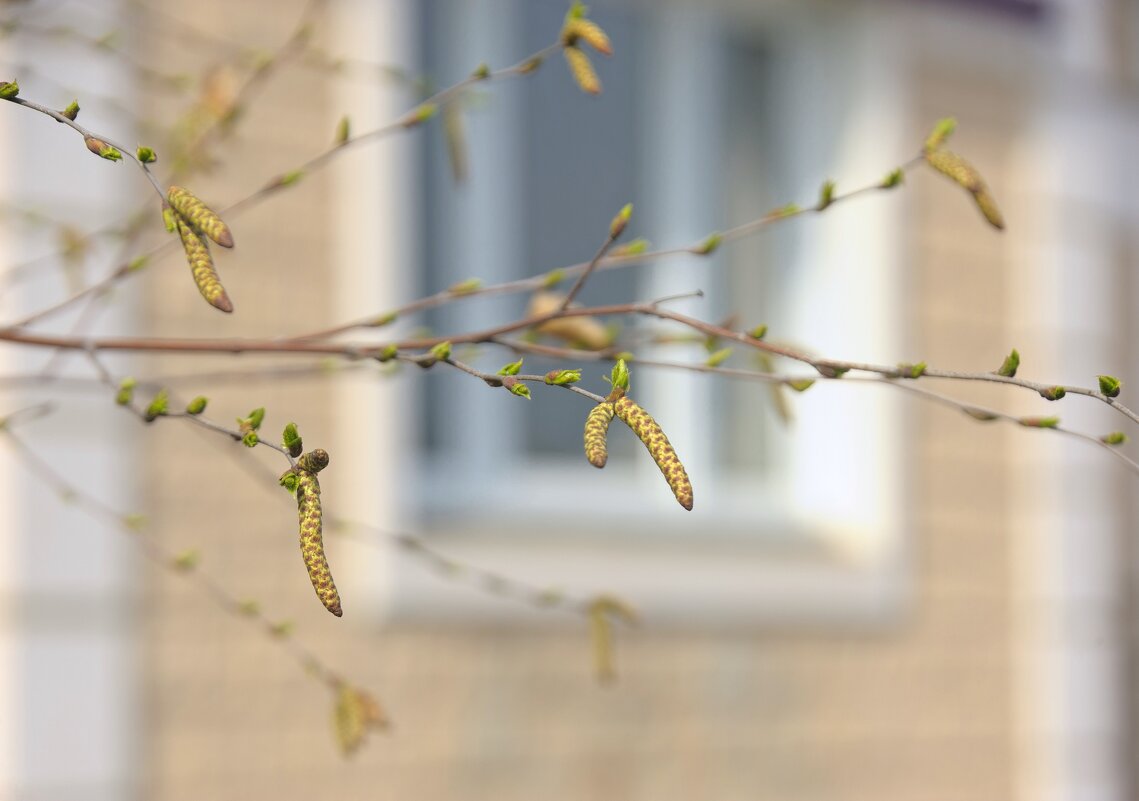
[2,94,166,199]
[0,422,350,689]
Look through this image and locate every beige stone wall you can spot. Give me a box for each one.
[136,3,1136,801]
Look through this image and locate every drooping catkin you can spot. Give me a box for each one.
[564,47,601,95]
[924,149,1005,230]
[289,448,341,617]
[613,396,693,511]
[562,18,612,55]
[174,215,233,313]
[584,402,615,468]
[168,186,234,247]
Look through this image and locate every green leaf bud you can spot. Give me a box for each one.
[502,376,531,399]
[1039,386,1066,401]
[817,180,836,210]
[429,340,452,361]
[610,203,632,238]
[61,99,79,120]
[242,431,259,448]
[283,422,303,458]
[1098,375,1121,398]
[0,80,18,99]
[705,347,732,368]
[997,349,1020,377]
[136,145,157,163]
[544,368,582,385]
[115,377,136,406]
[334,115,350,145]
[1102,432,1128,445]
[144,389,168,421]
[696,232,722,255]
[185,396,208,415]
[448,277,482,295]
[881,168,904,189]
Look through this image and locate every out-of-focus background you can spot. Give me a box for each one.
[0,0,1137,799]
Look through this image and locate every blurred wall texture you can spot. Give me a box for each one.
[1,0,1138,800]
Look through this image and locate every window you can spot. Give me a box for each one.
[381,0,909,624]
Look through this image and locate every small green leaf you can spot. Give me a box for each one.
[245,407,266,430]
[471,63,490,79]
[1102,432,1127,445]
[748,324,768,340]
[136,145,157,163]
[279,471,300,493]
[1039,386,1066,401]
[375,344,398,362]
[610,358,630,391]
[898,361,927,379]
[787,379,815,392]
[0,80,18,99]
[997,349,1020,378]
[242,431,259,447]
[283,422,303,457]
[497,358,523,376]
[1097,375,1121,398]
[61,99,79,120]
[185,396,208,415]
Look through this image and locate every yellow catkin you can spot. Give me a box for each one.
[291,448,341,617]
[924,149,1004,229]
[174,215,233,313]
[333,683,388,755]
[168,185,234,248]
[562,19,612,55]
[564,46,601,95]
[584,402,615,468]
[613,396,693,510]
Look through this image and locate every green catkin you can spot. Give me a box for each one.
[289,449,340,617]
[174,215,233,313]
[564,46,600,94]
[923,149,1005,229]
[613,396,693,511]
[167,186,234,247]
[584,403,615,468]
